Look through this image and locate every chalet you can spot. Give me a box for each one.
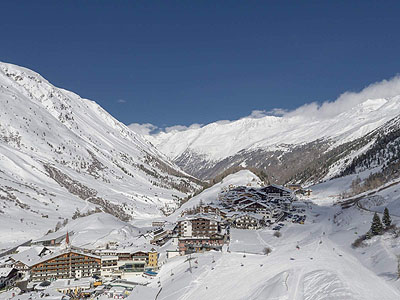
[0,267,18,288]
[233,213,263,230]
[177,214,221,238]
[9,246,51,277]
[237,201,272,216]
[30,249,101,281]
[178,233,225,255]
[269,197,292,211]
[260,184,294,199]
[199,204,225,217]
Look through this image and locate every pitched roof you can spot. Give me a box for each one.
[30,249,100,267]
[0,267,15,278]
[178,213,222,223]
[11,247,46,266]
[233,212,264,220]
[265,184,293,193]
[33,231,73,243]
[239,201,271,210]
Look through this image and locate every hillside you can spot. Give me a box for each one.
[129,170,400,299]
[146,98,400,184]
[0,62,200,248]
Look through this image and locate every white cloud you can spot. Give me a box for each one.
[128,123,158,135]
[215,120,231,125]
[246,108,287,119]
[117,99,126,104]
[243,75,400,121]
[164,123,203,133]
[286,75,400,119]
[248,110,266,119]
[128,122,203,135]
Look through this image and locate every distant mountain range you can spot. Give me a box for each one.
[146,97,400,185]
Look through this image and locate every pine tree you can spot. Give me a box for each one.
[382,207,392,229]
[370,213,383,235]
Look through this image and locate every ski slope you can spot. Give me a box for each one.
[128,171,400,299]
[130,203,400,299]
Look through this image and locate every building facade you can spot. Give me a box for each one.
[30,250,101,281]
[177,215,221,238]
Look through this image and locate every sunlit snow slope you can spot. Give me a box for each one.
[147,97,400,181]
[0,62,199,247]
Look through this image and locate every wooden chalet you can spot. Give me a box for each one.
[260,184,294,198]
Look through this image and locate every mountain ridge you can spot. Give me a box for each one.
[0,62,200,247]
[146,96,400,182]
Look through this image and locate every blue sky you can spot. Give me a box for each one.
[2,1,400,130]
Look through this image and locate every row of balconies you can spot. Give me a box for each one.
[33,264,99,271]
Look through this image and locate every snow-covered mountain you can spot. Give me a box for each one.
[146,97,400,182]
[0,62,200,247]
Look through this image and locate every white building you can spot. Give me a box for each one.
[180,220,192,237]
[101,256,119,278]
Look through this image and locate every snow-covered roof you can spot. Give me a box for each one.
[114,244,159,254]
[31,249,100,267]
[0,267,14,278]
[33,231,71,243]
[50,277,92,289]
[224,211,240,218]
[265,184,293,194]
[178,213,222,223]
[11,247,47,266]
[238,201,271,210]
[233,212,264,220]
[109,286,126,293]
